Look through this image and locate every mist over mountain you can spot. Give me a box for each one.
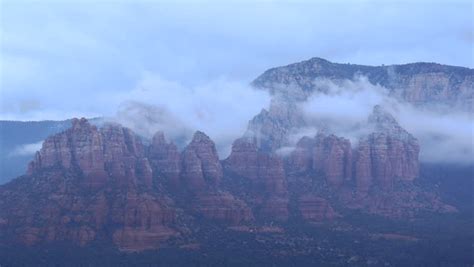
[1,57,473,266]
[3,58,471,186]
[1,0,472,265]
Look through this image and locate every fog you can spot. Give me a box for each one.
[109,74,473,164]
[9,141,43,157]
[110,72,270,157]
[297,77,474,164]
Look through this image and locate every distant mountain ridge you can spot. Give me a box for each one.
[0,57,472,265]
[252,57,473,110]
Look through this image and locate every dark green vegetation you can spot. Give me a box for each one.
[0,211,472,267]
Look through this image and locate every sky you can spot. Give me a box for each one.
[0,0,473,121]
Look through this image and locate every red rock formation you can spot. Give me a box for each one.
[298,195,339,221]
[286,136,315,173]
[288,133,352,187]
[284,106,424,218]
[180,132,254,223]
[224,138,289,220]
[148,131,181,189]
[100,124,151,188]
[313,133,352,187]
[28,118,108,187]
[2,118,179,251]
[192,192,253,224]
[288,106,419,194]
[354,106,420,193]
[28,118,155,189]
[246,99,305,152]
[353,138,373,193]
[225,138,287,195]
[252,57,474,112]
[110,191,177,251]
[181,131,223,191]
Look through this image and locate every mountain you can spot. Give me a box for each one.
[245,58,474,155]
[0,58,472,266]
[0,115,455,251]
[253,57,473,110]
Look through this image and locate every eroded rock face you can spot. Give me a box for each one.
[312,133,352,187]
[252,57,474,111]
[246,99,305,152]
[181,131,223,191]
[100,124,151,188]
[28,118,154,189]
[287,106,420,194]
[191,192,253,224]
[179,132,254,223]
[225,138,287,195]
[28,118,108,187]
[298,195,339,222]
[148,132,181,189]
[286,136,316,173]
[287,133,352,187]
[283,106,427,219]
[0,105,449,252]
[110,192,177,251]
[224,138,289,221]
[354,106,420,193]
[3,119,179,250]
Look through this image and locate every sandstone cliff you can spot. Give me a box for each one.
[223,138,289,221]
[4,119,178,251]
[181,132,253,224]
[252,57,473,111]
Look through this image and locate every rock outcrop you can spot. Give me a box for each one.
[181,132,253,224]
[28,118,109,187]
[181,131,223,191]
[353,106,420,193]
[252,57,474,111]
[0,102,449,252]
[287,106,419,194]
[298,195,339,222]
[224,138,289,221]
[28,118,154,189]
[246,99,305,152]
[148,131,181,190]
[0,56,467,255]
[3,119,179,250]
[287,133,352,188]
[191,192,253,224]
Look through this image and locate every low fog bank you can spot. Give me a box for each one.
[109,72,270,157]
[9,141,43,157]
[107,74,472,164]
[296,77,474,164]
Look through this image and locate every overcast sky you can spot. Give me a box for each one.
[1,0,472,121]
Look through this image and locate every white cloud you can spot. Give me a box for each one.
[110,72,271,157]
[298,77,474,164]
[9,141,43,157]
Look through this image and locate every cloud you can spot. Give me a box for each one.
[395,105,474,164]
[9,141,43,157]
[298,77,392,143]
[110,72,270,157]
[1,1,472,122]
[297,77,474,164]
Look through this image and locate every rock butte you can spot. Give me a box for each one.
[0,111,453,251]
[2,57,467,251]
